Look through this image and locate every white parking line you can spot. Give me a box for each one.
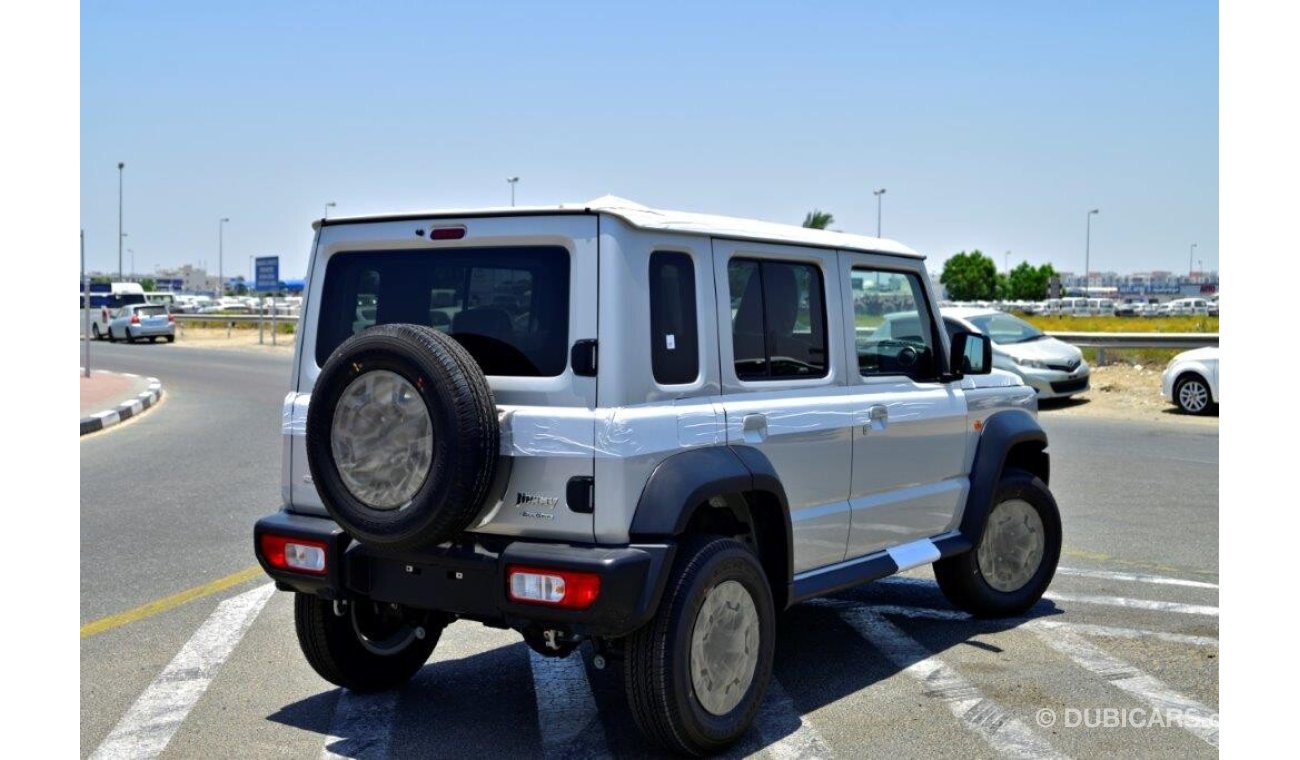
[1029,622,1219,748]
[1055,567,1219,590]
[527,649,610,759]
[1035,620,1218,648]
[1045,592,1218,617]
[90,583,275,760]
[838,606,1069,759]
[320,689,401,760]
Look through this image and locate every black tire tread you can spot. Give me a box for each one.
[624,536,773,756]
[933,468,1061,618]
[306,323,499,550]
[294,593,439,692]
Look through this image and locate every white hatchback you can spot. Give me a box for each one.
[1161,347,1219,415]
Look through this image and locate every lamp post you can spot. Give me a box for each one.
[507,176,519,207]
[1084,209,1099,292]
[117,162,125,281]
[83,229,90,378]
[324,201,336,219]
[218,217,230,298]
[1005,251,1011,275]
[128,248,135,279]
[1189,243,1197,279]
[873,188,886,237]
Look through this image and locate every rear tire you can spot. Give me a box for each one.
[91,324,102,341]
[295,594,443,692]
[126,328,136,344]
[624,536,775,756]
[165,335,175,343]
[934,468,1061,617]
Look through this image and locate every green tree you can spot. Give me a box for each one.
[140,277,156,292]
[1005,261,1058,300]
[940,250,999,301]
[801,210,835,229]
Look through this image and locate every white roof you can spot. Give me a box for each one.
[320,195,923,259]
[940,306,1001,320]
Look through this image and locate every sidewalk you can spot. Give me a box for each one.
[80,369,163,435]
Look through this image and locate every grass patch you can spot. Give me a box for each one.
[1024,315,1217,333]
[1081,347,1181,367]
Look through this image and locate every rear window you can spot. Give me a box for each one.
[137,305,168,317]
[317,247,570,376]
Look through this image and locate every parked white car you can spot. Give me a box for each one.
[938,307,1090,399]
[1161,347,1219,415]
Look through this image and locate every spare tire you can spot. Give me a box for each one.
[306,323,499,550]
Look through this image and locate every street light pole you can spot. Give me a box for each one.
[873,188,886,237]
[219,217,230,298]
[83,229,91,378]
[507,177,519,207]
[1084,208,1099,293]
[1189,243,1197,278]
[1005,251,1011,275]
[129,248,135,279]
[324,201,336,219]
[117,162,125,281]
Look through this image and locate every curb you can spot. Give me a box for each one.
[80,375,163,436]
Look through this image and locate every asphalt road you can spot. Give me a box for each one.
[81,340,1218,759]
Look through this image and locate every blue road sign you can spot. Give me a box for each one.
[255,256,280,292]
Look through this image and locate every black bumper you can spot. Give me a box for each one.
[254,510,675,638]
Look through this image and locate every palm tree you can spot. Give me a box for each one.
[802,210,834,229]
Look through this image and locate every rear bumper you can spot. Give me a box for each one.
[254,510,675,638]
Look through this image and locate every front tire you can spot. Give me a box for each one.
[295,594,443,692]
[624,537,775,756]
[1174,374,1215,416]
[934,468,1061,617]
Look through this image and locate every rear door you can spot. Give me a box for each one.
[291,214,599,541]
[712,239,854,573]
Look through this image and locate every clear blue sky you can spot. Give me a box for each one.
[81,1,1218,280]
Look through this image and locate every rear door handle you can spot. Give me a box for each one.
[863,404,889,433]
[742,413,768,443]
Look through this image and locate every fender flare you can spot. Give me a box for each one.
[940,410,1049,556]
[629,445,793,600]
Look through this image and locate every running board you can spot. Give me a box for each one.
[790,534,970,604]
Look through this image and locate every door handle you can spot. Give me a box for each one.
[742,413,768,443]
[863,404,889,434]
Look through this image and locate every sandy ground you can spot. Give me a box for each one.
[1038,363,1219,426]
[169,328,1216,425]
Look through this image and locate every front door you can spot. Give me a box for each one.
[838,253,969,560]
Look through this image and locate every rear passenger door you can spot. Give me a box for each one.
[713,240,855,573]
[839,254,969,560]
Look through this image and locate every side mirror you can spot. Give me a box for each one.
[950,331,992,377]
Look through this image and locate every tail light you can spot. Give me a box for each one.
[507,566,601,609]
[130,314,141,325]
[259,534,328,575]
[167,313,174,323]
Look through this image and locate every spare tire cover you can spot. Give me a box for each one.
[306,323,500,550]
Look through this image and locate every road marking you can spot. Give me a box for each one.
[321,689,401,760]
[1061,548,1217,580]
[1035,620,1218,648]
[837,605,1068,759]
[1056,567,1219,590]
[81,565,265,638]
[1029,622,1218,748]
[735,678,833,760]
[90,583,274,760]
[1045,592,1218,617]
[527,649,610,759]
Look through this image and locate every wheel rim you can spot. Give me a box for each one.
[330,370,434,510]
[689,580,761,716]
[1178,380,1208,412]
[350,601,421,656]
[977,499,1046,593]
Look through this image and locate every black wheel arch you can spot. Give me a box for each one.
[629,446,793,610]
[938,410,1050,557]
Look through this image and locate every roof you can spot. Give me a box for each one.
[317,195,923,259]
[940,306,1002,320]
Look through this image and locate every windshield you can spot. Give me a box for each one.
[967,313,1045,344]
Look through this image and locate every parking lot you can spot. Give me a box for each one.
[79,340,1216,758]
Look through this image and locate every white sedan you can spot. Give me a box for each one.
[1161,347,1219,415]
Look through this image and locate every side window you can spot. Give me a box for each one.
[729,258,828,380]
[852,268,939,381]
[353,269,379,335]
[649,252,699,385]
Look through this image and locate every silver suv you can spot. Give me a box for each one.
[254,196,1062,755]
